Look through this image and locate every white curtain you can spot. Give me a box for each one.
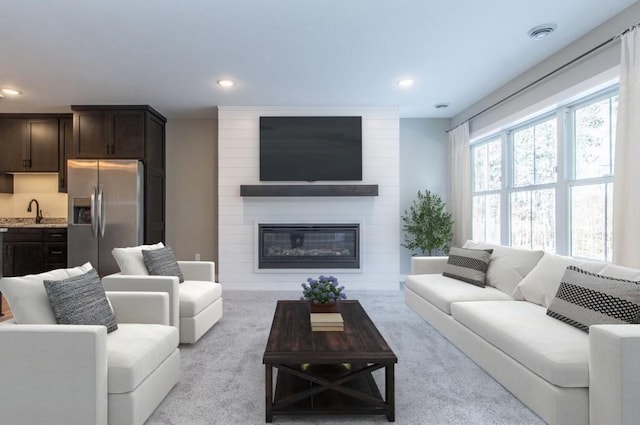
[613,27,640,268]
[448,121,472,248]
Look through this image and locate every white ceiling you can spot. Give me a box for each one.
[0,0,636,119]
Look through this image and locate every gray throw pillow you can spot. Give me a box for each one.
[546,266,640,332]
[44,268,118,333]
[142,246,184,283]
[442,247,493,287]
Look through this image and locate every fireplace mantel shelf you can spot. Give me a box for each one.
[240,184,379,197]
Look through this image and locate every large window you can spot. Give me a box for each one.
[471,88,617,260]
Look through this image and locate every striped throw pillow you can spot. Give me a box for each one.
[442,247,493,287]
[142,246,185,283]
[546,266,640,332]
[44,268,118,333]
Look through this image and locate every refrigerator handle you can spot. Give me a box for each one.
[90,186,99,238]
[98,184,106,238]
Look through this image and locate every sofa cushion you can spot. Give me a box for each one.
[179,280,223,317]
[0,262,94,324]
[512,252,607,307]
[405,274,513,315]
[547,266,640,332]
[112,242,164,276]
[442,247,493,287]
[463,240,543,297]
[451,300,589,387]
[44,268,118,333]
[107,323,179,394]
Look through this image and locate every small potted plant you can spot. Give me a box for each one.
[401,189,454,256]
[301,275,346,312]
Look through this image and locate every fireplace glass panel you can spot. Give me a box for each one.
[258,224,359,269]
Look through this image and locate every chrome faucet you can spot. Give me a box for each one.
[27,199,43,224]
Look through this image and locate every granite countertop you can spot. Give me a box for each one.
[0,217,68,228]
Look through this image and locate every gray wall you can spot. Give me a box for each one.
[399,118,450,277]
[165,118,218,265]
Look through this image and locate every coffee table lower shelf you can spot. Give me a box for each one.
[266,363,394,422]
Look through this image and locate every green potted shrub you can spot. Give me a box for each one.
[401,190,454,256]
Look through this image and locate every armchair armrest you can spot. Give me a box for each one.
[411,256,449,275]
[0,324,108,425]
[589,324,640,425]
[102,274,179,327]
[106,291,170,325]
[178,260,216,282]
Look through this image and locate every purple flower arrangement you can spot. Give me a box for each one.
[301,275,347,304]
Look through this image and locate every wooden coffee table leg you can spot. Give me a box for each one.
[265,364,273,422]
[386,363,395,422]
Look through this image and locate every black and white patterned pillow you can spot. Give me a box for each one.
[546,266,640,332]
[44,268,118,333]
[442,247,493,287]
[142,246,184,283]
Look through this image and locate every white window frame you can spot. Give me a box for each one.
[565,88,617,260]
[470,85,618,259]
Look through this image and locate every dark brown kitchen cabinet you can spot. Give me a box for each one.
[0,117,59,172]
[27,119,59,171]
[2,228,67,277]
[71,107,146,158]
[58,117,73,192]
[43,228,67,270]
[4,242,43,277]
[0,119,26,172]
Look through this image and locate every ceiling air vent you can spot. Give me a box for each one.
[528,24,557,40]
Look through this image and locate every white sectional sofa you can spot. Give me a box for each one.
[405,241,640,425]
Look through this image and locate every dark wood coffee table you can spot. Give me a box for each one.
[263,300,397,422]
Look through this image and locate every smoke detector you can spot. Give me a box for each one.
[528,24,557,40]
[434,103,449,109]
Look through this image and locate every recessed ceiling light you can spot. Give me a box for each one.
[434,103,449,109]
[397,79,414,87]
[528,24,557,40]
[1,88,21,95]
[217,80,235,88]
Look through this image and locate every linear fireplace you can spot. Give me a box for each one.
[258,224,360,269]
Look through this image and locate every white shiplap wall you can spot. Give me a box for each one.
[218,106,400,290]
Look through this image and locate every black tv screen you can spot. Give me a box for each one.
[259,116,362,181]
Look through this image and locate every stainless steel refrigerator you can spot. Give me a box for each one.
[67,159,144,276]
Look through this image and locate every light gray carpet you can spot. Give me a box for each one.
[145,290,544,425]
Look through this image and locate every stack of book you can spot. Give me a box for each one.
[310,312,344,332]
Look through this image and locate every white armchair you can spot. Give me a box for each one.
[103,260,223,344]
[0,290,179,425]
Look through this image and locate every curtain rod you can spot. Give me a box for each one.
[446,25,637,133]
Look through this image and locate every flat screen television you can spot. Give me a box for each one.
[259,116,362,181]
